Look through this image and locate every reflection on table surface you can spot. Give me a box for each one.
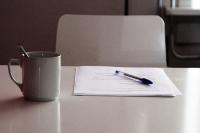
[0,66,200,133]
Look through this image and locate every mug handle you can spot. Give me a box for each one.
[8,58,23,92]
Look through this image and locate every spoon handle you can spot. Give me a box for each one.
[18,44,29,58]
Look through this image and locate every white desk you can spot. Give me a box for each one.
[0,65,200,133]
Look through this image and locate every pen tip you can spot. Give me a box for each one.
[115,70,119,74]
[141,78,153,85]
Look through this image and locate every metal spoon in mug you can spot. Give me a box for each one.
[18,44,29,58]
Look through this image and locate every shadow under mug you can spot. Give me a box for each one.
[8,51,61,101]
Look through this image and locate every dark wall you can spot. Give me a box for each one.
[129,0,158,14]
[0,0,159,64]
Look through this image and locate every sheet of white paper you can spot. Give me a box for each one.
[74,66,181,96]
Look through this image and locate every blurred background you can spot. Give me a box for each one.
[1,0,200,67]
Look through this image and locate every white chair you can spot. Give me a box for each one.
[56,15,166,67]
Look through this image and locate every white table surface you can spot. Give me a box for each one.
[0,65,200,133]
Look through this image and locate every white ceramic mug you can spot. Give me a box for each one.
[8,51,61,101]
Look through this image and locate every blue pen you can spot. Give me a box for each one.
[115,70,153,85]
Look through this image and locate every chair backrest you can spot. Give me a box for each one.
[56,15,166,67]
